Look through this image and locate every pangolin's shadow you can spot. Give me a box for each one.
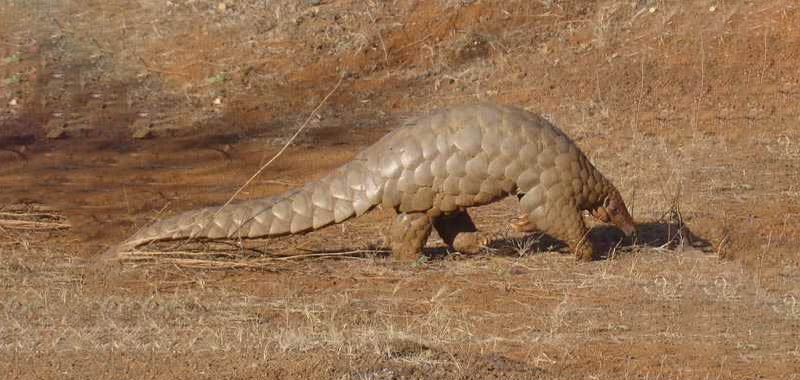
[590,221,711,259]
[449,220,713,261]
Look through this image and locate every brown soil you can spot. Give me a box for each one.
[1,1,799,378]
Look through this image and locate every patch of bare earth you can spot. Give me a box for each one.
[1,0,799,378]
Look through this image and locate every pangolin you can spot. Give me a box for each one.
[104,104,635,262]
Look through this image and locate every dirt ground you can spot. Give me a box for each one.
[1,0,799,379]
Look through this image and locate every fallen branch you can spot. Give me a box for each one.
[119,249,384,270]
[0,219,71,230]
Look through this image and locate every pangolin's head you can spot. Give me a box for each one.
[591,190,636,236]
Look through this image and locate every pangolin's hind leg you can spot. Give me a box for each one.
[388,212,433,262]
[528,203,594,262]
[432,210,491,255]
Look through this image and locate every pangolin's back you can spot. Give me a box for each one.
[354,103,601,214]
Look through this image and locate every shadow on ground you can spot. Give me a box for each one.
[477,220,713,261]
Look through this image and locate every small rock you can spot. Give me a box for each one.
[132,128,153,139]
[45,120,68,139]
[131,119,154,139]
[9,98,18,106]
[46,129,66,139]
[213,97,223,106]
[217,2,227,11]
[305,0,321,5]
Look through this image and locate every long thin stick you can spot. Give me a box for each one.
[213,74,345,217]
[0,219,70,230]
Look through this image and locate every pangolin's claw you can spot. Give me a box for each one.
[510,213,536,233]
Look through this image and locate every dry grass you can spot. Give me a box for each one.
[2,0,800,378]
[2,233,797,378]
[0,204,70,232]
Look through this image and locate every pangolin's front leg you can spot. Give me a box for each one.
[510,212,536,233]
[387,212,433,262]
[524,203,594,261]
[432,210,492,255]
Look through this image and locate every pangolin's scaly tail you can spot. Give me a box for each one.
[103,158,384,259]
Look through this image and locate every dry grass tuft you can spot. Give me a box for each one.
[0,203,70,232]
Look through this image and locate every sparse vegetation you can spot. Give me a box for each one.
[1,0,799,379]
